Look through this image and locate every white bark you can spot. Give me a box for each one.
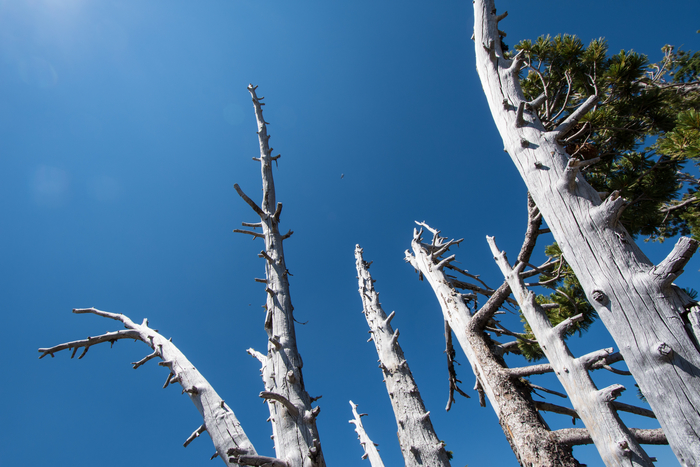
[473,1,700,464]
[234,85,323,467]
[405,226,579,466]
[487,236,654,467]
[348,401,385,467]
[355,245,451,467]
[38,308,256,465]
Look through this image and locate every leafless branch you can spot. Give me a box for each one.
[39,307,257,462]
[348,401,385,466]
[445,320,469,411]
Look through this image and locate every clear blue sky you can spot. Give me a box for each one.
[2,1,699,466]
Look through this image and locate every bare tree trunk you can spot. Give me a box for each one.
[488,234,654,467]
[472,1,700,464]
[349,401,386,467]
[355,245,452,467]
[234,85,324,467]
[406,227,580,467]
[38,308,257,465]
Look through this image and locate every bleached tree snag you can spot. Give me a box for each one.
[405,227,579,466]
[473,0,700,463]
[348,401,385,467]
[487,236,654,467]
[355,245,452,467]
[38,308,257,466]
[234,85,324,467]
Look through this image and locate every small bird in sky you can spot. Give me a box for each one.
[340,173,344,179]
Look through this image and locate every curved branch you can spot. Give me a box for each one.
[39,308,257,464]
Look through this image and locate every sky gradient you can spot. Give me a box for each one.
[2,1,699,466]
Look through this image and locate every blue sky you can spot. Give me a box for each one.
[2,0,699,466]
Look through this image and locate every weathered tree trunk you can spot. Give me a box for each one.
[405,227,580,467]
[355,245,452,467]
[472,1,700,464]
[488,233,654,467]
[349,401,386,467]
[38,308,257,465]
[234,85,324,467]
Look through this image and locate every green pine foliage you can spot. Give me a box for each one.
[508,36,699,361]
[656,108,700,239]
[475,39,700,363]
[514,35,700,241]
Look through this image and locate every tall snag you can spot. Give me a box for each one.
[472,0,700,463]
[355,245,452,467]
[234,85,324,467]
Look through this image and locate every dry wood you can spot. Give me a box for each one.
[355,245,451,467]
[405,227,578,466]
[472,1,700,463]
[488,236,654,466]
[348,401,385,467]
[38,308,256,465]
[235,85,324,467]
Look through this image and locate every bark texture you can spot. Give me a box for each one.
[405,227,580,467]
[473,1,700,464]
[355,245,451,467]
[38,308,256,465]
[554,428,668,448]
[349,401,386,467]
[488,236,654,466]
[235,85,324,467]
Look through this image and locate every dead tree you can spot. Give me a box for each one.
[355,245,452,467]
[472,0,700,463]
[234,84,324,467]
[486,200,655,466]
[38,308,257,465]
[405,212,669,465]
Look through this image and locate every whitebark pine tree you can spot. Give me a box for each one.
[472,0,700,464]
[349,400,385,467]
[233,84,324,467]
